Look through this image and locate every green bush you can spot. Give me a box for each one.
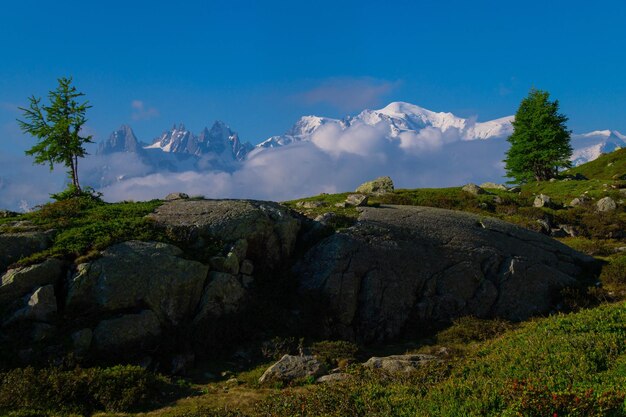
[310,340,359,368]
[0,365,172,415]
[436,316,515,345]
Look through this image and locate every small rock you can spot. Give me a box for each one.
[508,186,521,193]
[345,194,369,207]
[559,224,578,238]
[569,198,584,207]
[334,202,347,208]
[462,183,485,195]
[480,182,507,190]
[533,194,552,208]
[492,196,503,204]
[314,212,336,225]
[164,192,189,201]
[363,354,437,373]
[297,201,327,209]
[597,196,617,212]
[240,259,254,275]
[259,354,327,384]
[316,373,351,384]
[355,176,394,195]
[536,219,551,234]
[549,178,557,182]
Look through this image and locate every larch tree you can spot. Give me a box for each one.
[17,77,93,195]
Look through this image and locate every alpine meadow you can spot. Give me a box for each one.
[1,2,625,416]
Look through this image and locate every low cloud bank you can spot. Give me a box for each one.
[0,122,510,211]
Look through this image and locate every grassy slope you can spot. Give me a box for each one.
[86,303,625,417]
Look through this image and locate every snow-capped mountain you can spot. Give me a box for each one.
[97,124,146,155]
[145,121,252,161]
[256,101,515,149]
[571,130,626,166]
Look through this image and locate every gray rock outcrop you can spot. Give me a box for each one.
[164,192,190,201]
[296,205,597,343]
[356,176,394,195]
[148,199,301,271]
[259,354,327,384]
[345,194,368,207]
[0,259,63,305]
[92,310,161,352]
[462,183,485,195]
[194,272,246,321]
[363,354,437,372]
[480,182,507,190]
[66,241,208,325]
[597,196,617,212]
[0,231,53,272]
[533,194,553,208]
[4,285,57,325]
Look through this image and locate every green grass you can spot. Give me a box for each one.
[242,303,626,417]
[567,147,626,180]
[0,197,165,266]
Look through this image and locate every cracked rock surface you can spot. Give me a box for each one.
[296,205,598,343]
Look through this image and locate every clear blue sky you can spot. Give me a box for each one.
[1,0,625,153]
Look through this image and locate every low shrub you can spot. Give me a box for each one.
[310,340,359,368]
[436,316,515,345]
[0,365,172,415]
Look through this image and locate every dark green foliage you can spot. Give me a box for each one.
[504,89,573,183]
[0,365,173,415]
[435,316,515,345]
[310,340,359,368]
[18,77,93,193]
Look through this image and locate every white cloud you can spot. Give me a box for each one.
[131,100,160,121]
[0,120,512,212]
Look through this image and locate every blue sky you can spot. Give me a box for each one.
[1,0,626,153]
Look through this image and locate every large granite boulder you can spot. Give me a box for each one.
[66,241,208,325]
[296,205,598,343]
[148,199,301,272]
[0,259,63,305]
[0,231,53,272]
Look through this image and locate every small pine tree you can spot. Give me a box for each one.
[504,88,572,183]
[17,77,93,195]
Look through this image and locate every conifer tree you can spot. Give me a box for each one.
[504,89,572,183]
[18,77,93,194]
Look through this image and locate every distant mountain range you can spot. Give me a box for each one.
[95,101,625,186]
